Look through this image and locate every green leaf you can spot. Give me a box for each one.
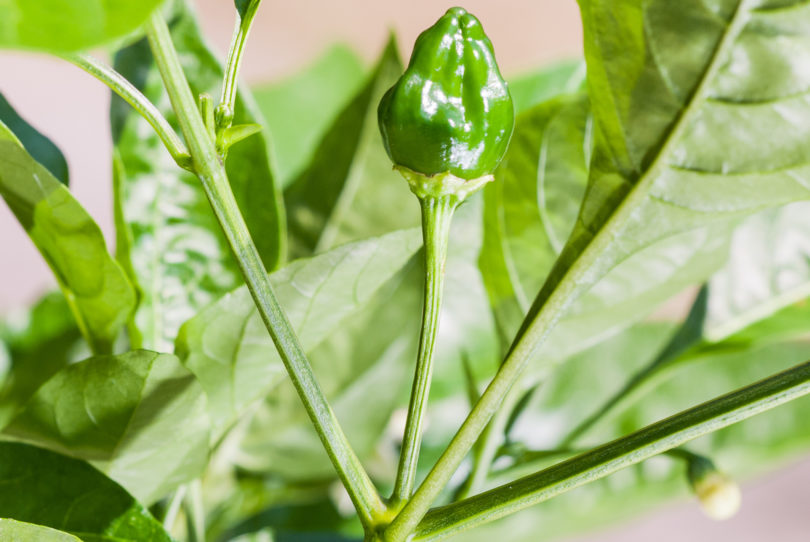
[507,59,586,114]
[2,350,210,504]
[480,94,731,363]
[284,38,420,258]
[0,0,165,53]
[706,201,810,340]
[111,1,285,351]
[0,121,135,354]
[237,202,499,481]
[0,519,81,542]
[176,228,423,439]
[514,0,810,372]
[0,442,171,541]
[220,123,263,151]
[253,44,366,186]
[0,92,68,185]
[0,293,82,428]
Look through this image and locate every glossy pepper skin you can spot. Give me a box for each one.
[378,7,514,180]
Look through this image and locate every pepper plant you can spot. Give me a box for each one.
[2,1,810,541]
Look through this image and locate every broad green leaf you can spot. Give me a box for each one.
[513,0,810,373]
[0,92,68,184]
[0,121,135,354]
[480,95,731,363]
[237,202,499,481]
[111,0,285,351]
[0,519,81,542]
[0,442,171,541]
[0,293,82,427]
[706,201,810,340]
[3,350,210,504]
[507,59,586,114]
[284,38,420,258]
[0,0,164,53]
[176,229,423,439]
[253,44,366,186]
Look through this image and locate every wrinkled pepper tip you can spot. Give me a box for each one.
[378,6,515,186]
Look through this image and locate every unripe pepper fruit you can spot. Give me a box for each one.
[380,8,515,506]
[378,6,514,181]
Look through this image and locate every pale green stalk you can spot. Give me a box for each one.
[392,196,456,505]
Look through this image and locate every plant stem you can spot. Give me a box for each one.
[143,12,386,529]
[216,0,263,128]
[63,53,191,169]
[413,360,810,540]
[392,196,456,505]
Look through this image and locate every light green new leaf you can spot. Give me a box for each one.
[3,350,210,504]
[111,0,285,351]
[0,519,81,542]
[0,442,172,541]
[284,38,420,258]
[0,121,135,354]
[513,0,810,372]
[253,44,366,186]
[0,0,165,53]
[176,229,423,439]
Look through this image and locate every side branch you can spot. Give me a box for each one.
[413,360,810,540]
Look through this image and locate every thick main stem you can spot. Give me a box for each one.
[392,196,456,505]
[143,12,386,529]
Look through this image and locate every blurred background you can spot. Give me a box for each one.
[0,0,808,540]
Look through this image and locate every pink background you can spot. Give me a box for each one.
[0,1,808,540]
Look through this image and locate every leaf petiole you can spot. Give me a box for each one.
[63,53,192,170]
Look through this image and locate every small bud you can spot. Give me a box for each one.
[687,455,742,520]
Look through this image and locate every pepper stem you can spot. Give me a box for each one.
[392,195,457,505]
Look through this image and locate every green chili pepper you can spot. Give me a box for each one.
[383,7,514,507]
[378,6,514,181]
